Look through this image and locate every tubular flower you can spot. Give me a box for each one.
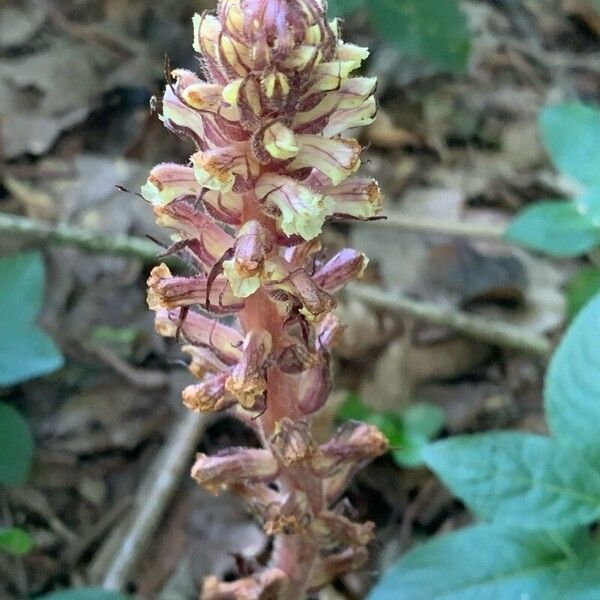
[142,1,386,598]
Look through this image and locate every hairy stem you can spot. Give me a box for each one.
[240,289,324,597]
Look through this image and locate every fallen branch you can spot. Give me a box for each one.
[367,214,507,240]
[78,340,169,390]
[65,496,134,566]
[347,284,552,358]
[0,212,160,261]
[0,212,554,357]
[102,411,209,591]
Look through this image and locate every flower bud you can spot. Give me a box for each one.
[263,490,312,536]
[192,448,279,494]
[270,418,316,466]
[147,264,243,314]
[223,220,272,298]
[324,177,383,220]
[310,511,374,548]
[313,249,369,293]
[202,568,289,600]
[315,421,389,502]
[183,373,236,412]
[308,547,368,592]
[225,329,273,410]
[154,307,243,364]
[296,360,332,416]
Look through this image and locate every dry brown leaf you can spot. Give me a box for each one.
[366,109,424,149]
[359,335,493,411]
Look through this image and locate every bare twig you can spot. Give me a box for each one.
[102,412,209,591]
[347,284,552,358]
[0,213,160,261]
[77,341,169,390]
[65,496,134,565]
[360,214,507,240]
[399,477,438,552]
[49,7,141,60]
[0,212,554,357]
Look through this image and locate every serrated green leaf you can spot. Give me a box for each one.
[540,103,600,187]
[504,200,600,256]
[545,292,600,459]
[566,268,600,320]
[327,0,365,17]
[422,433,600,529]
[368,524,565,600]
[36,589,130,600]
[369,0,471,73]
[0,527,34,555]
[0,252,64,386]
[0,402,34,485]
[368,524,595,600]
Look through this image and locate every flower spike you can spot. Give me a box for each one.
[143,1,386,597]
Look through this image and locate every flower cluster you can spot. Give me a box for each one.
[142,0,387,598]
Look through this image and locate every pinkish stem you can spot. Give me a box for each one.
[142,2,389,597]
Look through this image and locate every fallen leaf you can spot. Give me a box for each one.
[0,2,46,50]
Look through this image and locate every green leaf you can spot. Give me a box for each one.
[575,184,600,222]
[36,589,130,600]
[552,549,600,599]
[422,432,600,529]
[0,252,64,386]
[369,0,471,73]
[0,402,34,485]
[504,200,600,257]
[540,103,600,187]
[337,393,372,421]
[337,396,444,467]
[327,0,365,17]
[566,268,600,320]
[0,527,34,555]
[391,403,444,468]
[545,292,600,459]
[368,524,594,600]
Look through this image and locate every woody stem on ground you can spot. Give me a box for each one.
[348,283,552,358]
[0,212,160,260]
[0,212,551,357]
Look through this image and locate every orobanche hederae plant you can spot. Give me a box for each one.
[140,1,387,598]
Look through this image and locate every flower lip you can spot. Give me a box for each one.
[224,328,273,410]
[191,447,279,494]
[256,173,335,241]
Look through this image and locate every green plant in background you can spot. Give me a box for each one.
[338,394,444,468]
[0,251,63,556]
[0,402,34,556]
[506,103,600,318]
[369,292,600,599]
[327,0,471,73]
[0,252,64,385]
